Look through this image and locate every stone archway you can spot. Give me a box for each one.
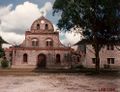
[23,53,28,63]
[37,54,46,68]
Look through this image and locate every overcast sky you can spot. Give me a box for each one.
[0,0,81,48]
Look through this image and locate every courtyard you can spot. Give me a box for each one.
[0,73,119,92]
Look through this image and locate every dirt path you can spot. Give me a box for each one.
[0,74,119,92]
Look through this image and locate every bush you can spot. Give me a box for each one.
[1,60,9,68]
[0,48,5,58]
[75,65,85,69]
[71,64,85,69]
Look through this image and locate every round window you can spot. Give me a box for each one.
[41,20,45,24]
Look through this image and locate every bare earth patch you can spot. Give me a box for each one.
[0,74,119,92]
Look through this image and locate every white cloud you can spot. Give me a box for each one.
[40,2,52,16]
[0,1,53,48]
[1,32,24,45]
[1,1,53,34]
[61,31,81,46]
[53,24,82,47]
[0,4,13,19]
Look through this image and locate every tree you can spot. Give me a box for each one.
[0,36,7,58]
[53,0,120,72]
[0,48,4,58]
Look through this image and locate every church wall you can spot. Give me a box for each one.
[12,49,71,67]
[21,33,64,48]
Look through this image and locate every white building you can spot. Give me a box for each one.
[76,43,120,69]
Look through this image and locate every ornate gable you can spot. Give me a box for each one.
[30,16,54,33]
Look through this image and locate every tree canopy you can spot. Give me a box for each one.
[53,0,120,44]
[53,0,120,71]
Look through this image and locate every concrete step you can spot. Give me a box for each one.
[48,65,70,69]
[11,65,36,69]
[0,68,38,76]
[0,72,38,76]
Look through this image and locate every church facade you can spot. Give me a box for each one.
[5,16,72,68]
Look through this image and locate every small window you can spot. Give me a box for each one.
[45,24,48,30]
[50,41,53,46]
[107,58,115,64]
[46,41,49,46]
[32,38,39,47]
[111,58,115,64]
[36,24,40,30]
[107,44,114,50]
[111,60,114,64]
[92,58,96,64]
[46,38,53,47]
[107,58,110,64]
[23,53,28,63]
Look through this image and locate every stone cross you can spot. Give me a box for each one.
[41,11,44,16]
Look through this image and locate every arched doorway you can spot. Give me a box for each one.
[37,54,46,68]
[23,53,28,63]
[56,54,61,64]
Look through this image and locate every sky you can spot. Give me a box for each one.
[0,0,81,48]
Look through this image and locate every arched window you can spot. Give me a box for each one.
[46,38,53,47]
[36,24,40,30]
[32,38,39,46]
[23,53,28,63]
[45,24,48,30]
[56,54,61,64]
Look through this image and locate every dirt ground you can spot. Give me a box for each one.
[0,73,119,92]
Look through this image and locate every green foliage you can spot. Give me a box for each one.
[53,0,120,42]
[0,48,5,58]
[1,60,9,68]
[53,0,120,71]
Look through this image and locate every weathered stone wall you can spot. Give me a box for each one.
[84,45,120,68]
[21,33,64,48]
[12,49,70,67]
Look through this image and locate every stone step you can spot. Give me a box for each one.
[0,69,37,76]
[0,72,38,76]
[11,65,36,69]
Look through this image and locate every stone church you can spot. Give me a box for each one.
[5,16,72,68]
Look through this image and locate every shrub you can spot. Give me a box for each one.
[73,65,85,69]
[1,60,9,68]
[0,48,5,58]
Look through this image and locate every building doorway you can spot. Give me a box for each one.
[23,53,28,63]
[37,54,46,68]
[56,54,61,64]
